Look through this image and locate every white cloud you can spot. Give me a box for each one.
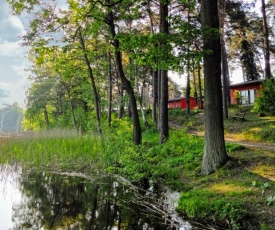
[0,0,30,108]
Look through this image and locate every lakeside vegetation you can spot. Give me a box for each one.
[1,108,275,229]
[2,0,275,228]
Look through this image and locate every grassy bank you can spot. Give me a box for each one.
[0,111,275,229]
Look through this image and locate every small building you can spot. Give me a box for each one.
[229,79,263,105]
[168,97,203,110]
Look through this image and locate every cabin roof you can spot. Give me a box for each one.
[168,96,198,102]
[229,79,264,89]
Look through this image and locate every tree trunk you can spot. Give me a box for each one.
[44,106,50,129]
[201,0,228,175]
[118,82,124,119]
[107,52,112,126]
[219,0,229,118]
[186,2,191,114]
[139,79,149,127]
[79,30,102,137]
[63,82,78,130]
[152,69,158,124]
[146,2,158,124]
[221,41,229,118]
[197,62,203,109]
[192,64,198,106]
[186,70,191,114]
[107,10,142,145]
[261,0,272,79]
[158,0,169,143]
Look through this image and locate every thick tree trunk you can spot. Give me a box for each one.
[107,10,142,145]
[79,31,102,137]
[261,0,272,79]
[159,0,169,143]
[201,0,228,175]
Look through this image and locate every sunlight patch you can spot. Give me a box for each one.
[207,183,247,194]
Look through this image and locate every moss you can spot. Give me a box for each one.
[177,190,249,229]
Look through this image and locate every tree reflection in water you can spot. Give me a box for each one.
[9,171,187,229]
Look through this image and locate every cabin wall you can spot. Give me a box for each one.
[168,98,202,109]
[230,83,261,105]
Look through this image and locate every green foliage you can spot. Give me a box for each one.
[249,180,275,206]
[177,190,248,229]
[253,80,275,115]
[240,39,260,81]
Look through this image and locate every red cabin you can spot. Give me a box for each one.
[168,97,203,110]
[229,80,263,105]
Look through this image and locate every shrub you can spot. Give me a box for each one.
[253,79,275,115]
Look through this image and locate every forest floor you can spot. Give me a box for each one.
[169,107,275,229]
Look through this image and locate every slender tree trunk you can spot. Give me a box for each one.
[147,3,158,124]
[261,0,272,79]
[201,0,228,175]
[139,79,149,127]
[44,106,50,128]
[219,0,229,118]
[186,2,191,114]
[118,82,124,118]
[107,10,142,145]
[63,83,78,130]
[152,69,158,123]
[159,0,169,143]
[192,64,198,106]
[79,30,102,137]
[197,62,203,109]
[107,52,112,126]
[186,70,191,114]
[221,43,229,118]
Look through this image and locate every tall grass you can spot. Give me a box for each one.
[0,121,242,186]
[0,129,104,174]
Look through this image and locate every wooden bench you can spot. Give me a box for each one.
[232,112,246,121]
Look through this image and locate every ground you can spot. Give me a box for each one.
[169,107,275,229]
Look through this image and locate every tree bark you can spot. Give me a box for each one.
[118,82,124,119]
[219,0,229,118]
[201,0,228,175]
[63,82,78,130]
[186,70,191,114]
[261,0,272,79]
[107,52,112,126]
[158,0,169,143]
[152,69,158,124]
[197,62,203,109]
[107,10,142,145]
[44,106,50,129]
[79,30,102,138]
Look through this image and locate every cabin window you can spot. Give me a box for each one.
[239,89,256,104]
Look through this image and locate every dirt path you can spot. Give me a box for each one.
[169,122,275,151]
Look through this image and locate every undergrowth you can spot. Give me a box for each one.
[0,116,269,229]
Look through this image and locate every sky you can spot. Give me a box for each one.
[0,0,262,108]
[0,0,30,108]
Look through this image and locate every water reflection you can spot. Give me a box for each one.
[0,165,193,230]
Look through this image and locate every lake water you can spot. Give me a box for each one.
[0,165,199,230]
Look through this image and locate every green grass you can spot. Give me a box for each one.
[1,112,275,229]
